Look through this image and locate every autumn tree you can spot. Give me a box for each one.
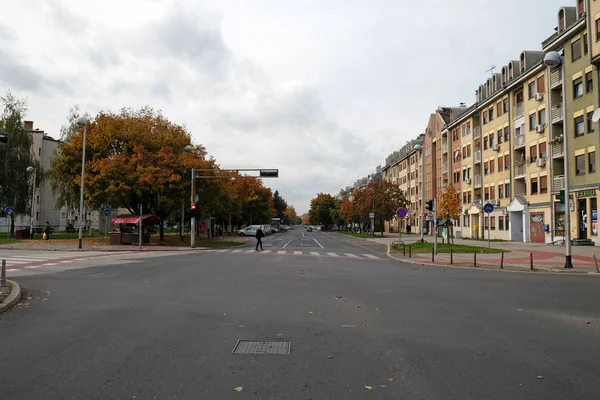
[0,91,42,235]
[284,205,298,225]
[272,190,288,220]
[308,193,338,227]
[437,185,462,243]
[353,180,408,236]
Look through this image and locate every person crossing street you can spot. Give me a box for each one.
[255,225,265,251]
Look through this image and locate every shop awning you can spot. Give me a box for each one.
[112,214,160,224]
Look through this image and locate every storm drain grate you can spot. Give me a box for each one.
[231,340,291,355]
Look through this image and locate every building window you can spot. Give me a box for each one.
[468,192,472,203]
[538,109,546,126]
[484,136,488,150]
[484,161,489,175]
[491,216,496,231]
[498,157,504,171]
[490,185,495,199]
[463,214,469,227]
[38,148,41,156]
[586,72,593,93]
[539,142,547,158]
[584,33,589,55]
[467,144,471,156]
[503,98,509,113]
[516,91,524,104]
[588,111,595,133]
[540,176,548,194]
[499,216,504,230]
[489,108,494,121]
[596,18,600,42]
[590,151,596,173]
[537,75,545,93]
[530,145,537,162]
[504,154,510,170]
[505,215,510,230]
[531,177,538,195]
[572,38,582,61]
[497,129,503,144]
[498,184,504,198]
[484,187,489,200]
[528,82,536,99]
[576,154,586,175]
[574,77,583,98]
[497,102,502,117]
[490,135,495,148]
[483,111,488,124]
[575,115,585,137]
[504,127,510,142]
[529,113,536,131]
[485,215,489,229]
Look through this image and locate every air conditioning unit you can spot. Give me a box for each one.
[466,178,472,184]
[494,199,500,206]
[535,124,546,133]
[492,144,500,151]
[534,92,544,101]
[536,157,546,167]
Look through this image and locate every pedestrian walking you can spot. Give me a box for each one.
[406,224,411,234]
[43,221,52,241]
[255,225,265,251]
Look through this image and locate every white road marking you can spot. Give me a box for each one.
[344,253,359,258]
[327,252,339,257]
[232,250,243,253]
[282,239,293,248]
[293,251,302,255]
[59,260,73,263]
[362,254,381,259]
[246,250,256,253]
[42,263,58,266]
[25,265,41,269]
[7,269,18,272]
[215,249,229,252]
[261,250,271,254]
[313,238,324,249]
[310,252,320,256]
[277,251,286,255]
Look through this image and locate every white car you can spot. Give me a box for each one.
[238,225,260,236]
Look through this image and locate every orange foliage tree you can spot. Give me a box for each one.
[353,180,408,235]
[437,185,462,243]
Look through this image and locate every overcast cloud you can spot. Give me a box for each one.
[0,0,570,213]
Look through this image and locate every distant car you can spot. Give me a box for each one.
[306,227,312,232]
[238,225,260,236]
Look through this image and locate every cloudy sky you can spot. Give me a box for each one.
[1,0,571,213]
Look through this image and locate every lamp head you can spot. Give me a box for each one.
[543,51,562,68]
[76,117,88,127]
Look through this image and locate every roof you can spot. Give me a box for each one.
[112,214,160,224]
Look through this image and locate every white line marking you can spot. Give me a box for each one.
[59,260,73,263]
[3,260,28,264]
[362,254,381,259]
[25,265,41,269]
[261,250,271,254]
[215,249,229,252]
[277,251,286,255]
[310,252,320,256]
[313,238,324,249]
[7,269,18,272]
[344,253,359,258]
[232,250,243,253]
[42,263,58,266]
[293,251,302,255]
[327,252,339,257]
[246,250,256,253]
[282,239,293,248]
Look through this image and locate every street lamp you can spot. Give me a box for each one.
[544,51,573,269]
[26,166,35,238]
[76,116,88,250]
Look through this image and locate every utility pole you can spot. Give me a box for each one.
[190,168,196,248]
[433,198,438,255]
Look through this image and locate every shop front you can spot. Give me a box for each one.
[572,188,598,243]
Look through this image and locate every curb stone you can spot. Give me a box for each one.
[0,280,22,314]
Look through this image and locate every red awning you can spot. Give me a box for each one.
[112,214,160,224]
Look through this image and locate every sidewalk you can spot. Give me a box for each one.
[365,235,600,274]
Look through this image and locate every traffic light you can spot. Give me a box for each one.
[556,190,565,204]
[425,200,434,212]
[0,133,7,144]
[259,169,279,178]
[189,203,200,217]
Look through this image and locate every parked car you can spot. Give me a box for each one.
[238,225,260,236]
[306,227,312,232]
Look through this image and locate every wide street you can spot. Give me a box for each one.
[1,228,600,399]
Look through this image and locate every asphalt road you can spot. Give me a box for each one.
[2,228,600,399]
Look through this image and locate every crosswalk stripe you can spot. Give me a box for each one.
[215,249,229,252]
[7,269,18,272]
[293,251,302,255]
[4,260,29,264]
[261,250,271,254]
[42,263,58,266]
[232,250,243,253]
[310,252,320,256]
[362,254,381,259]
[344,253,359,258]
[327,252,339,257]
[25,265,41,269]
[246,250,256,253]
[277,251,286,255]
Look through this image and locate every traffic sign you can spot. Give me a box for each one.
[360,217,365,223]
[4,206,14,214]
[396,207,407,218]
[369,212,375,219]
[483,203,494,214]
[103,208,111,217]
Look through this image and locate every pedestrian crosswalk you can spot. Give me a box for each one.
[0,251,140,272]
[204,248,386,261]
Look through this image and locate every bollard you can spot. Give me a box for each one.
[500,251,504,269]
[530,253,533,270]
[403,244,406,256]
[474,251,477,267]
[450,248,453,265]
[594,254,599,273]
[1,259,6,287]
[432,247,435,262]
[408,245,412,258]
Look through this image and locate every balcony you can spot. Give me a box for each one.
[514,103,524,119]
[442,163,449,173]
[474,126,481,140]
[514,134,525,149]
[514,163,526,179]
[550,68,562,88]
[474,174,482,188]
[552,175,565,192]
[474,151,482,164]
[551,104,563,124]
[442,143,448,154]
[552,142,564,158]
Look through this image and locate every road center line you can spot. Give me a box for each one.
[282,239,293,248]
[313,238,324,249]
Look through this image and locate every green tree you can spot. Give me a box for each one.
[308,193,337,227]
[0,91,42,235]
[272,190,288,221]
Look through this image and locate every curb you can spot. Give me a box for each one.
[386,244,591,275]
[0,246,224,252]
[0,280,22,315]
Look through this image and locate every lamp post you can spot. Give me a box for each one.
[76,117,88,250]
[544,51,573,269]
[26,166,35,238]
[412,144,423,242]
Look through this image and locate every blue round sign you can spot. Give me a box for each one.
[4,206,14,215]
[396,207,407,218]
[103,208,112,216]
[483,203,494,214]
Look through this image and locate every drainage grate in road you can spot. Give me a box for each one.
[231,340,291,355]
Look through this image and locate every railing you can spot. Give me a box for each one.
[474,174,482,188]
[551,104,563,124]
[552,142,564,158]
[514,134,525,149]
[514,103,524,119]
[552,175,565,192]
[474,126,481,140]
[550,68,562,87]
[474,151,481,164]
[514,163,526,178]
[442,143,448,153]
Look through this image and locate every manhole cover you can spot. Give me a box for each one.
[231,340,291,355]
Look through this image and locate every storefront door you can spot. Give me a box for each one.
[578,199,588,240]
[530,212,545,243]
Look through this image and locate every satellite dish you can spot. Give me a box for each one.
[592,109,600,123]
[543,51,562,68]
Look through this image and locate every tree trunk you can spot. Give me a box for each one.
[159,217,165,241]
